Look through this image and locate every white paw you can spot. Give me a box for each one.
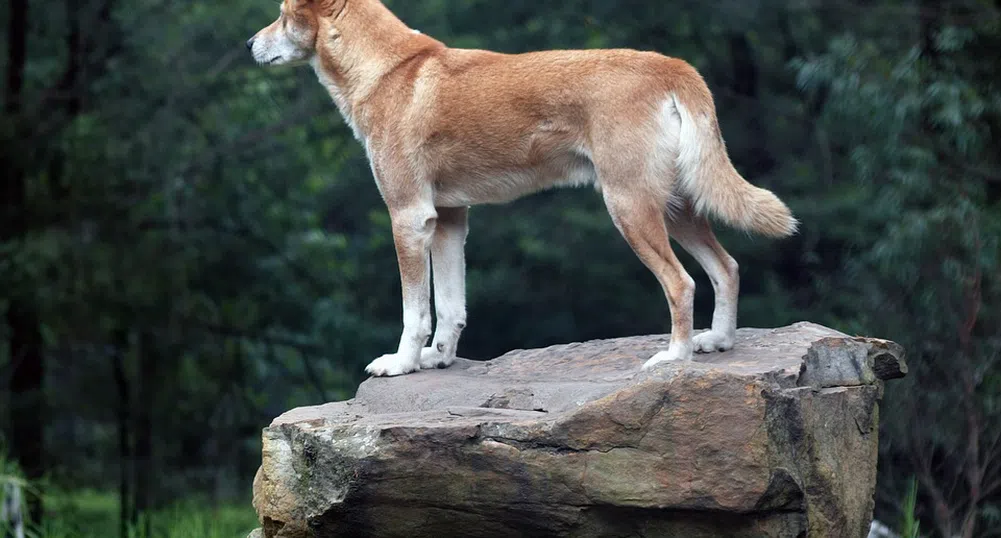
[365,353,420,377]
[642,344,693,370]
[693,330,735,353]
[419,347,455,369]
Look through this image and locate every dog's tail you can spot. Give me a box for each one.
[671,86,798,238]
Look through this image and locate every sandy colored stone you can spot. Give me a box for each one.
[251,322,906,538]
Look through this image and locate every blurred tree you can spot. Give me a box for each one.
[795,6,1001,535]
[3,0,45,525]
[0,0,998,536]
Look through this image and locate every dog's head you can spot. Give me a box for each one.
[247,0,345,66]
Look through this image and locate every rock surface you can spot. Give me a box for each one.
[250,323,907,538]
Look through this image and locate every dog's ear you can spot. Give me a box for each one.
[313,0,347,17]
[286,0,330,12]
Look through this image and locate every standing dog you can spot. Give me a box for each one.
[248,0,797,377]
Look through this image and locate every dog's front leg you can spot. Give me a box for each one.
[365,203,438,377]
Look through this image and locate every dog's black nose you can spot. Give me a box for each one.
[246,38,255,51]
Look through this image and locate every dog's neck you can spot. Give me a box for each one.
[310,0,440,140]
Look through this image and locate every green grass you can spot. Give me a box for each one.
[3,447,258,538]
[898,477,922,538]
[4,488,258,538]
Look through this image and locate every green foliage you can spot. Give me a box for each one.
[2,0,1000,536]
[793,16,1001,537]
[4,452,255,538]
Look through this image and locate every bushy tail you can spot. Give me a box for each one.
[672,91,798,238]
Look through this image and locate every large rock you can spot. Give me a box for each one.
[250,323,907,538]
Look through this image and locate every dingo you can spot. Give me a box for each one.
[248,0,797,377]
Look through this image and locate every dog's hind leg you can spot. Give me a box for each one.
[600,183,695,368]
[668,207,739,353]
[421,206,469,369]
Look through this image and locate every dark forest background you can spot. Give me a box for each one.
[1,0,1000,536]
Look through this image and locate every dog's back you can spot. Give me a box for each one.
[373,45,797,237]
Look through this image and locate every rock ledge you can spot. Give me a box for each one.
[250,323,906,538]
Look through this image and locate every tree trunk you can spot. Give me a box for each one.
[4,0,45,527]
[111,329,133,538]
[727,32,776,176]
[133,331,157,537]
[5,310,44,526]
[1,481,26,538]
[913,4,961,536]
[4,0,27,110]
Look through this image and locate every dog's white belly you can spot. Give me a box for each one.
[432,154,597,207]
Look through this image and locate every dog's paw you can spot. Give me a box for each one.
[642,344,693,370]
[365,353,420,377]
[693,330,735,353]
[419,347,455,370]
